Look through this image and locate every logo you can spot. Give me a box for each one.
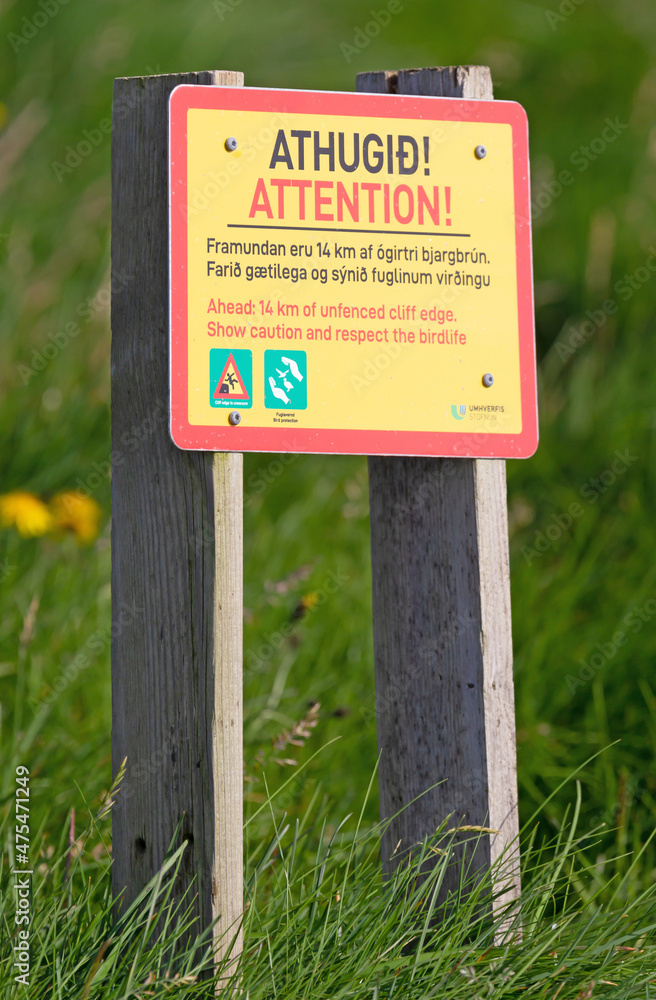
[210,349,253,408]
[264,350,307,409]
[450,404,467,421]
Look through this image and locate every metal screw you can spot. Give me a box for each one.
[474,145,487,159]
[228,410,241,425]
[482,373,494,387]
[225,137,238,152]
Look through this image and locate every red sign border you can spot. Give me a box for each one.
[169,86,538,458]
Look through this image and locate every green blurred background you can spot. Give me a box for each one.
[1,0,656,891]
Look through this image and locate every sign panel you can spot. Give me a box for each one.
[169,86,537,457]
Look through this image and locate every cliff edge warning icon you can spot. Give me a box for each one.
[210,349,253,409]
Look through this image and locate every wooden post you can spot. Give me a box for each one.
[111,71,244,968]
[357,67,521,919]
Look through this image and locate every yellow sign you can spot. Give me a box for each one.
[169,87,537,457]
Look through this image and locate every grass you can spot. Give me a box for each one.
[2,767,656,998]
[2,0,656,992]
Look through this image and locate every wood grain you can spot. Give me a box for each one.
[357,66,521,923]
[111,71,244,968]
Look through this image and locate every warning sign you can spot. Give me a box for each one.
[210,349,252,407]
[169,86,538,457]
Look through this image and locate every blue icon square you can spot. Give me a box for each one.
[264,350,307,409]
[210,349,252,408]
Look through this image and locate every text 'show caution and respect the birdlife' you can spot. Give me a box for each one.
[169,86,538,457]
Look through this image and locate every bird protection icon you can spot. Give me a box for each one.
[264,351,307,409]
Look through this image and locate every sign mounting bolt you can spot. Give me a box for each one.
[482,373,494,387]
[475,145,487,159]
[228,410,241,425]
[225,137,238,152]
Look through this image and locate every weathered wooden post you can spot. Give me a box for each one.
[358,66,522,918]
[111,71,244,966]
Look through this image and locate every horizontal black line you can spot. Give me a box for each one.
[226,223,471,238]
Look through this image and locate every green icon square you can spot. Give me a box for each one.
[264,350,307,410]
[209,349,252,408]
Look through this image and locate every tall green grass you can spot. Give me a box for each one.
[2,765,656,998]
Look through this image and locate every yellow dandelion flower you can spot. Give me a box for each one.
[49,491,102,543]
[292,591,320,620]
[0,491,53,537]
